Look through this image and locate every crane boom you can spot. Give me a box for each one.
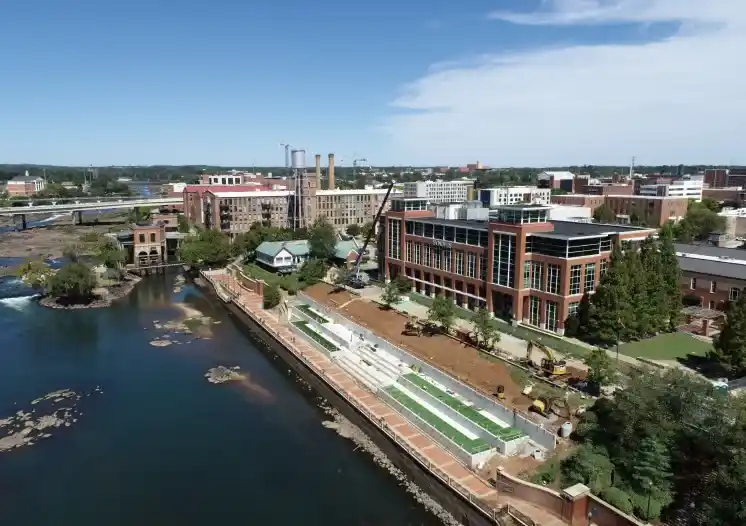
[350,182,395,284]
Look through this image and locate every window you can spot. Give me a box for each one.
[523,262,531,289]
[414,222,424,236]
[710,281,717,293]
[600,260,608,277]
[467,253,477,278]
[530,262,543,290]
[455,228,467,244]
[547,264,561,294]
[730,287,740,302]
[479,254,487,280]
[414,243,421,265]
[568,302,580,316]
[584,264,597,293]
[405,240,413,262]
[388,219,401,260]
[709,301,716,309]
[546,301,558,332]
[138,233,145,243]
[570,265,582,295]
[423,245,432,266]
[455,251,465,275]
[493,234,516,288]
[529,296,541,326]
[690,278,697,290]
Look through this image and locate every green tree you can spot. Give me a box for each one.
[95,239,126,273]
[472,308,500,350]
[179,229,231,267]
[127,206,152,224]
[599,487,634,515]
[15,259,53,292]
[381,281,402,309]
[712,292,746,374]
[585,245,631,344]
[63,243,85,263]
[584,347,616,387]
[298,258,327,286]
[48,262,97,303]
[345,223,361,237]
[263,283,281,309]
[177,215,191,233]
[333,266,351,290]
[308,216,337,260]
[361,221,376,238]
[674,201,726,242]
[639,236,667,332]
[593,203,616,223]
[631,436,673,499]
[427,295,456,333]
[393,275,411,294]
[560,444,614,494]
[659,224,683,330]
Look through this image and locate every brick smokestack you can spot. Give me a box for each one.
[328,153,335,190]
[315,154,321,190]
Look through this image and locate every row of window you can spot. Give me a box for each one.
[524,235,613,258]
[690,278,741,301]
[528,296,560,331]
[405,241,486,280]
[405,220,490,247]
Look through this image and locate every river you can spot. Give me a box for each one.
[0,274,443,525]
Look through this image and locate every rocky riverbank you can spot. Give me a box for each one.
[0,387,102,453]
[39,274,142,310]
[320,404,460,526]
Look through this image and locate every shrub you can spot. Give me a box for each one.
[263,284,281,309]
[600,487,634,515]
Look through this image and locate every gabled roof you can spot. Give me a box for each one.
[256,240,309,258]
[334,239,360,260]
[10,175,44,182]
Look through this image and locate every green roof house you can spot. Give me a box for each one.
[255,240,310,270]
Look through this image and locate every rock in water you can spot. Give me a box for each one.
[205,366,245,384]
[149,339,173,347]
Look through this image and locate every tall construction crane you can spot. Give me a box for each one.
[348,181,395,289]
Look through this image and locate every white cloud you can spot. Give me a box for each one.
[382,1,746,166]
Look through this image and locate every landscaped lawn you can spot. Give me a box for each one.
[617,332,711,360]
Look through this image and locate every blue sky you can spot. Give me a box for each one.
[1,0,743,167]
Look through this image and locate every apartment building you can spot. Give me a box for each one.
[7,173,46,197]
[381,199,654,334]
[478,186,551,207]
[183,184,278,226]
[639,179,703,200]
[403,180,474,203]
[203,190,293,234]
[676,243,746,311]
[316,188,395,228]
[551,194,606,212]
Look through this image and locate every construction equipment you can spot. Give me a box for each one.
[531,396,571,418]
[404,315,422,336]
[495,385,506,400]
[348,181,395,289]
[526,340,568,377]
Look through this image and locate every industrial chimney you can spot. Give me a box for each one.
[315,154,321,190]
[328,153,335,190]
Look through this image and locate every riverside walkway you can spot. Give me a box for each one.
[203,270,566,526]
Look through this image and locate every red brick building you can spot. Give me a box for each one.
[7,174,46,197]
[604,195,689,226]
[704,169,728,189]
[382,199,655,334]
[675,243,746,311]
[551,194,606,211]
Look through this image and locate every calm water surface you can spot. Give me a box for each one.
[0,274,441,525]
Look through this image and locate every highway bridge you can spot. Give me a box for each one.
[0,196,182,217]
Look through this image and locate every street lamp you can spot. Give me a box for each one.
[646,481,653,520]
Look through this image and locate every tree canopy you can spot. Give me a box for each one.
[179,229,231,267]
[48,262,97,303]
[572,235,681,345]
[15,259,54,292]
[472,308,500,350]
[308,216,337,260]
[672,200,726,242]
[593,203,616,223]
[381,281,402,309]
[712,291,746,375]
[427,295,456,333]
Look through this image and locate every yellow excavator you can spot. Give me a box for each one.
[404,315,422,336]
[531,396,571,418]
[526,340,568,377]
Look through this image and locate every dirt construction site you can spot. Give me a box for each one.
[303,283,543,414]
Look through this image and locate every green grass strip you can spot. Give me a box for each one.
[296,304,330,324]
[403,373,524,441]
[292,320,340,353]
[385,386,492,454]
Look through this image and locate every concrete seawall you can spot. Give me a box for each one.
[195,277,499,526]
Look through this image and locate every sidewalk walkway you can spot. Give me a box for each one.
[205,272,566,526]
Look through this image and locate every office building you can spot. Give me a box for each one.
[7,173,46,197]
[403,180,474,203]
[537,171,575,192]
[604,195,689,226]
[381,199,654,334]
[639,179,703,200]
[478,187,551,207]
